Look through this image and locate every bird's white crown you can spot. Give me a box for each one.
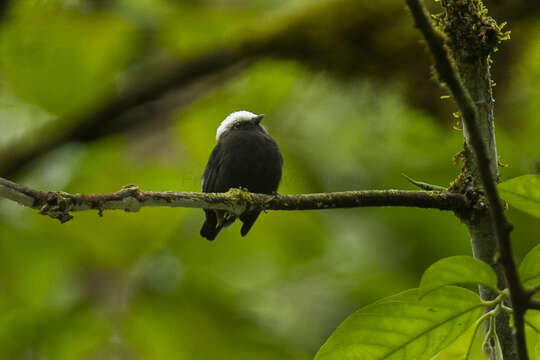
[216,110,262,140]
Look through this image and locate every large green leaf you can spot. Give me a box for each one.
[418,256,498,297]
[519,244,540,287]
[498,175,540,219]
[315,286,483,360]
[525,309,540,334]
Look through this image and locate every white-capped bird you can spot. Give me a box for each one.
[200,111,283,240]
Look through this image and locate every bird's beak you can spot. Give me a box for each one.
[252,114,264,124]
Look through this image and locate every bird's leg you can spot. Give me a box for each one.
[216,210,224,227]
[216,210,235,227]
[216,210,231,227]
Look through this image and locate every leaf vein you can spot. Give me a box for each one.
[379,305,482,360]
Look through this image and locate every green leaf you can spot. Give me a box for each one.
[315,286,483,360]
[498,175,540,219]
[418,256,498,298]
[519,244,540,287]
[525,310,540,335]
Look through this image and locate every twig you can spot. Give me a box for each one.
[405,0,528,358]
[0,177,467,223]
[402,173,447,191]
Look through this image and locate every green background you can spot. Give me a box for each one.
[0,0,539,359]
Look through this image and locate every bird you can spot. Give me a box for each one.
[200,111,283,241]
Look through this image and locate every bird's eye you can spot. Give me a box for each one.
[234,123,241,128]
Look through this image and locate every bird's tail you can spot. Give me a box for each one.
[239,211,261,237]
[200,222,221,241]
[200,209,220,240]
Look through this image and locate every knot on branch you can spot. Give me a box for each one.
[449,174,488,223]
[39,192,75,223]
[119,184,143,212]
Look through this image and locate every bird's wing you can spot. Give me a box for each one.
[202,143,222,192]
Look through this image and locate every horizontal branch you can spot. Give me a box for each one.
[0,177,467,223]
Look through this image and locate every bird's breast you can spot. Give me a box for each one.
[218,130,282,194]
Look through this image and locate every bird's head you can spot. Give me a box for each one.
[216,111,266,141]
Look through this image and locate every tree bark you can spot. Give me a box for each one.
[406,0,524,357]
[0,177,466,223]
[440,1,516,358]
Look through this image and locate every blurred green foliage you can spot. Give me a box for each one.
[0,2,138,115]
[0,0,539,359]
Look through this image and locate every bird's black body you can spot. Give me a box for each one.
[200,114,283,241]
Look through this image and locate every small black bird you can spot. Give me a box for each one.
[200,111,283,241]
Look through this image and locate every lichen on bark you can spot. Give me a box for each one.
[435,0,516,358]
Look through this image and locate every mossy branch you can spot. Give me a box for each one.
[0,177,467,223]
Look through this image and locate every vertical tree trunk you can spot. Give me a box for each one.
[441,0,517,358]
